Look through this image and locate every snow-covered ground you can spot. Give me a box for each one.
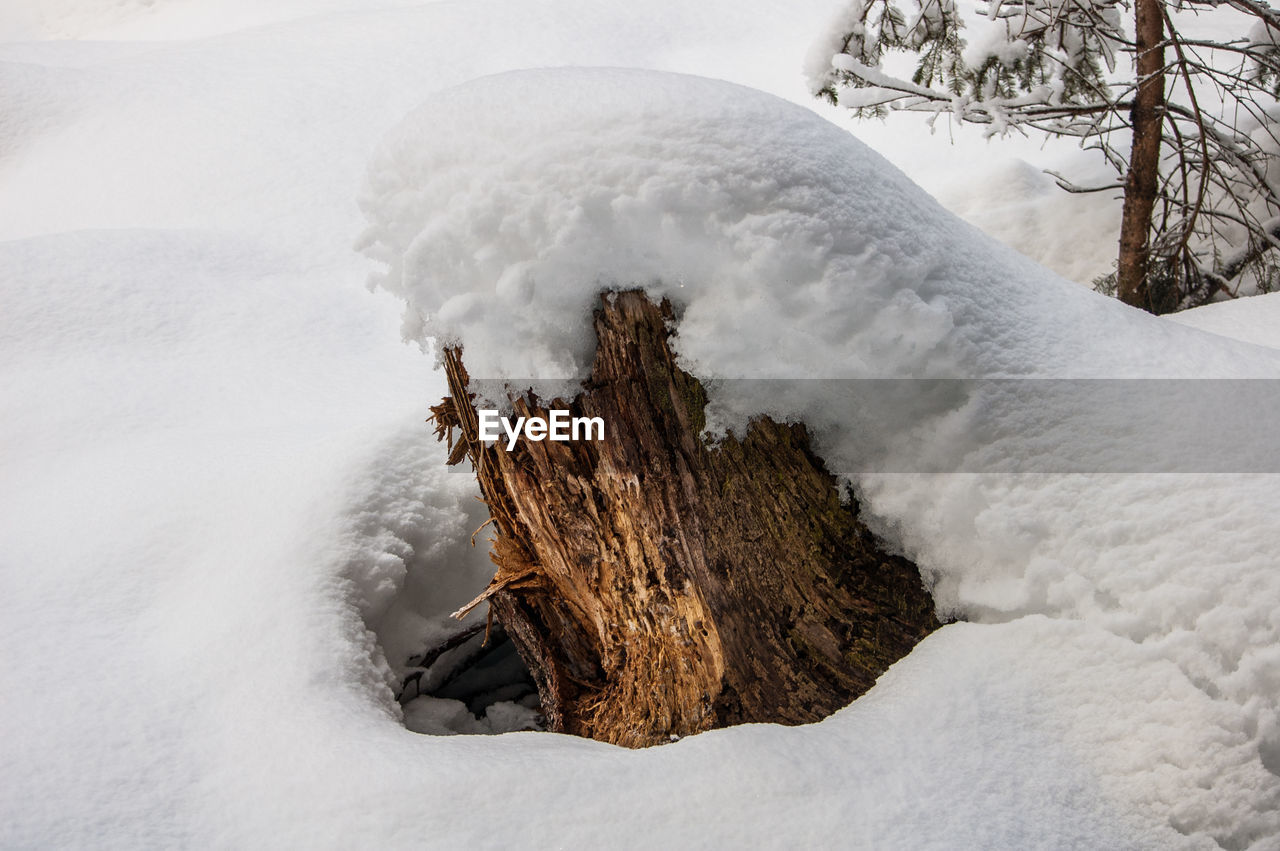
[3,1,1279,848]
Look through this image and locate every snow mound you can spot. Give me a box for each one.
[360,68,1280,846]
[360,68,1280,385]
[359,67,980,384]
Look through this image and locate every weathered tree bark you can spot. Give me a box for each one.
[1117,0,1166,310]
[431,291,940,748]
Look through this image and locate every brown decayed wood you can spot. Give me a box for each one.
[431,290,939,748]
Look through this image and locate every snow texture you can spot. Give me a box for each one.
[360,69,1280,381]
[361,68,1280,847]
[4,0,1280,848]
[1167,291,1280,351]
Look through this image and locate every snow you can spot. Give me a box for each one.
[360,68,1280,476]
[361,67,1280,845]
[1166,292,1280,351]
[4,0,1280,848]
[401,695,541,736]
[961,17,1030,72]
[362,69,1277,383]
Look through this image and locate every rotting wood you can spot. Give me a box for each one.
[431,290,940,748]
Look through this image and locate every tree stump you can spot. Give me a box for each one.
[431,290,939,748]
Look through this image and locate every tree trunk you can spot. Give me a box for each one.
[1117,0,1166,310]
[431,291,940,748]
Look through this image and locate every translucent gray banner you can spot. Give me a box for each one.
[448,379,1280,473]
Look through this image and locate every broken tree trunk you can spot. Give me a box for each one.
[431,290,939,748]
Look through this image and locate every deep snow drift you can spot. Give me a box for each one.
[3,1,1280,849]
[360,68,1280,847]
[361,69,1280,383]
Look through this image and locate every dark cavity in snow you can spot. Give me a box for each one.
[396,621,544,736]
[341,435,542,738]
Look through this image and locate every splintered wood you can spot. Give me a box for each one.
[432,290,939,748]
